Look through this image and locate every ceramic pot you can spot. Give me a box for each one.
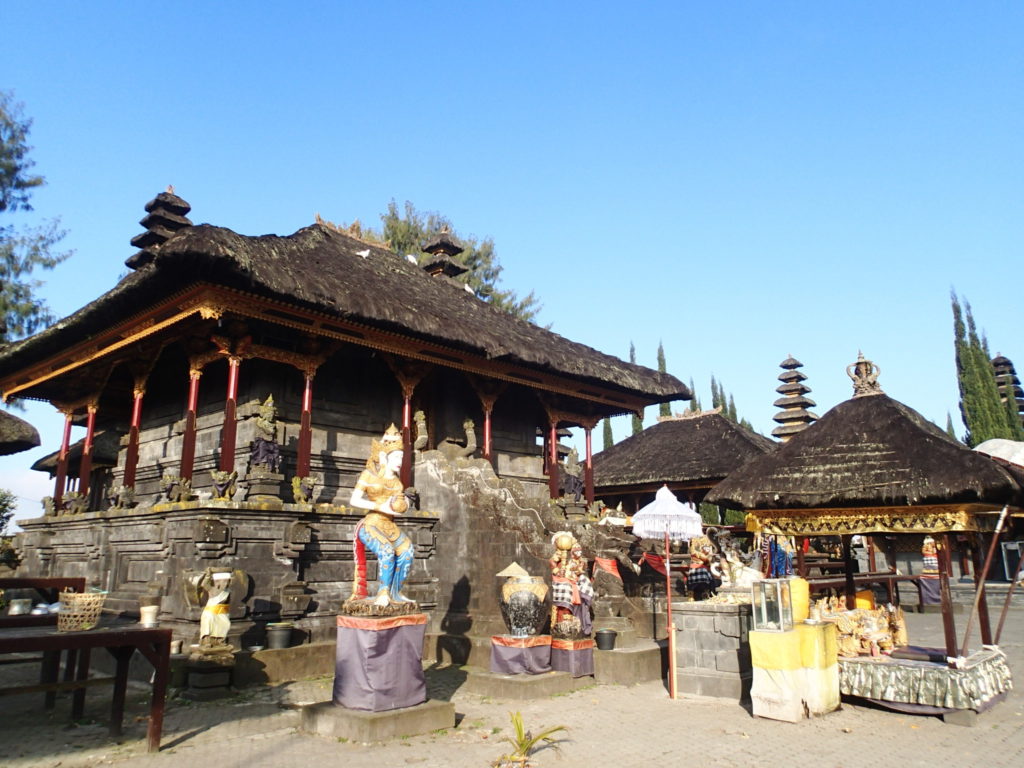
[499,575,550,637]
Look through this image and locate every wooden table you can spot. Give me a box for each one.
[0,624,171,752]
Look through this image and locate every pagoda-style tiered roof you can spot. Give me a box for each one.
[771,355,818,441]
[992,354,1024,428]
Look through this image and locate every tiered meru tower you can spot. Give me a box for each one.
[992,354,1024,430]
[771,356,818,442]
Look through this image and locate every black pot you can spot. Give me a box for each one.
[595,629,617,650]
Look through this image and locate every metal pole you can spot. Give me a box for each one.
[665,530,676,700]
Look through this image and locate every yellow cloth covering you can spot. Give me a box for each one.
[750,623,840,721]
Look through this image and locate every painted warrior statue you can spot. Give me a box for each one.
[347,425,416,610]
[549,531,593,638]
[687,534,718,600]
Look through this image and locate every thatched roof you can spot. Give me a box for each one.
[0,409,41,456]
[707,394,1022,511]
[593,412,776,490]
[0,223,687,405]
[31,431,122,477]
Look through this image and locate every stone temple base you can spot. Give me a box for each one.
[462,667,589,700]
[672,600,753,701]
[301,699,455,742]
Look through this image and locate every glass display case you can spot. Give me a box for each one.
[752,578,794,632]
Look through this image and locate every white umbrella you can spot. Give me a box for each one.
[631,485,704,700]
[632,485,704,541]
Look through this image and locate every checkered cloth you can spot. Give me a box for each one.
[552,574,594,607]
[687,566,714,590]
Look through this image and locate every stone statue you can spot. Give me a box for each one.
[413,410,428,451]
[210,469,237,500]
[344,424,416,613]
[291,474,318,504]
[249,394,281,473]
[62,491,89,515]
[162,473,194,503]
[559,448,585,502]
[707,527,762,588]
[439,417,476,460]
[107,483,135,510]
[549,531,593,638]
[199,570,233,648]
[186,568,244,662]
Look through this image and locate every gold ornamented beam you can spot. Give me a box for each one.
[742,503,1009,536]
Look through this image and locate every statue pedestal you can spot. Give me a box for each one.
[333,613,427,712]
[550,637,595,677]
[244,470,284,502]
[489,635,552,675]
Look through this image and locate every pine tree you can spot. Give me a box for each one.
[376,200,541,321]
[630,342,643,435]
[657,341,671,418]
[0,91,71,341]
[602,418,613,451]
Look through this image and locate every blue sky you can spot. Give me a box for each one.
[2,2,1022,523]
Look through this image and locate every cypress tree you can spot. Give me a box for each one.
[945,412,959,441]
[952,292,1015,445]
[657,341,671,418]
[727,394,738,422]
[602,417,613,450]
[688,378,701,412]
[629,342,643,435]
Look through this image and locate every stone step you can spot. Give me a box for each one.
[460,665,590,699]
[594,639,664,686]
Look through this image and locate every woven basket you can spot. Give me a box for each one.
[57,591,106,631]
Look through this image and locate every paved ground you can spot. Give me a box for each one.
[2,608,1022,768]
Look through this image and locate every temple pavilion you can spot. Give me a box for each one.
[0,190,689,648]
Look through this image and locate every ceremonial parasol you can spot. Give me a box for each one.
[632,485,703,699]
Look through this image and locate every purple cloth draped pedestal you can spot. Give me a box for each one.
[550,638,595,677]
[919,578,941,605]
[490,635,552,675]
[333,613,427,712]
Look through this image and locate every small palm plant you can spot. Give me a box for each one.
[492,710,569,767]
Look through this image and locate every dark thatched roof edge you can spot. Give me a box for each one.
[0,223,690,405]
[706,394,1023,511]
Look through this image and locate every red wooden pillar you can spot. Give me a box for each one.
[584,426,594,505]
[482,404,493,463]
[123,386,145,488]
[77,404,98,498]
[218,357,241,472]
[548,420,559,499]
[53,411,75,509]
[180,369,201,481]
[400,388,413,488]
[296,372,314,478]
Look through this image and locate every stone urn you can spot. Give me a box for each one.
[496,562,550,637]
